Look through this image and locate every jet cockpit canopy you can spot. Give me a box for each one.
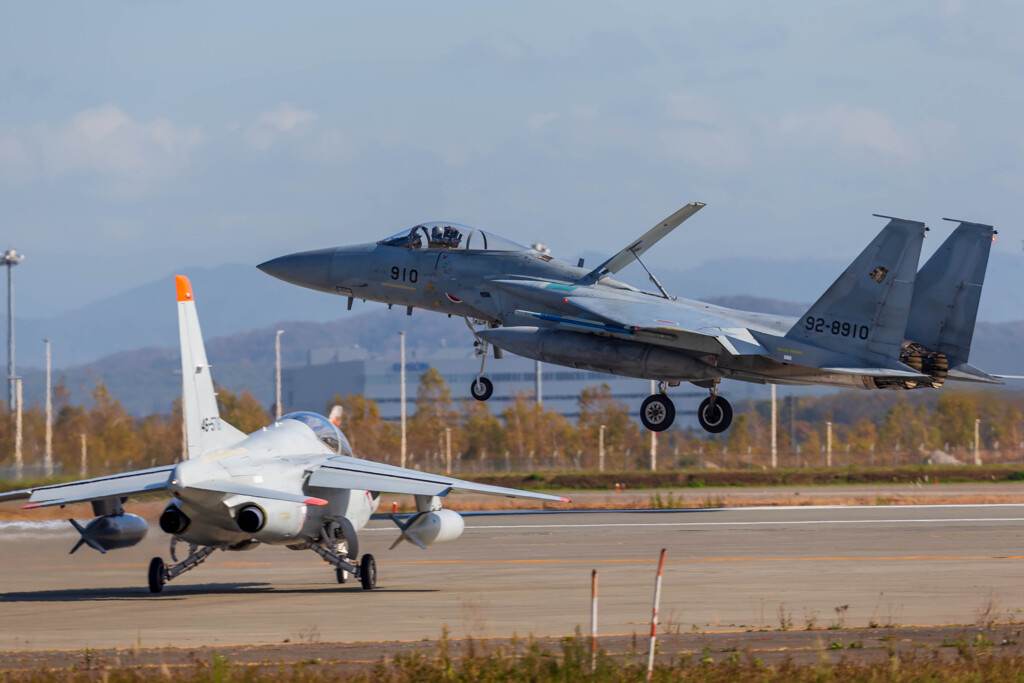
[276,411,353,456]
[379,222,528,252]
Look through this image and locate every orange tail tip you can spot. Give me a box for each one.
[175,275,194,302]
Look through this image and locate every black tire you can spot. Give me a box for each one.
[336,566,348,584]
[470,377,494,401]
[360,554,377,590]
[640,394,676,432]
[148,557,165,594]
[697,396,733,434]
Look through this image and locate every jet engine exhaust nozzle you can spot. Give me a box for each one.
[236,505,266,534]
[159,506,191,535]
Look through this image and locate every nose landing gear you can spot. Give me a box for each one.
[465,317,496,402]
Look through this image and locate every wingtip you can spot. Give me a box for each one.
[175,275,194,303]
[559,496,572,503]
[304,497,329,506]
[21,503,40,509]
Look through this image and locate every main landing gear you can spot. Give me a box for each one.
[308,518,377,590]
[640,383,676,432]
[696,382,732,434]
[639,381,734,434]
[147,518,379,593]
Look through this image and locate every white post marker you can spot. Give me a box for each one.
[646,548,667,681]
[975,418,982,465]
[598,424,605,473]
[590,569,598,673]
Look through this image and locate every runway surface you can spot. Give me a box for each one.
[2,504,1024,651]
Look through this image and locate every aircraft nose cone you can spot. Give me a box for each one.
[258,248,336,292]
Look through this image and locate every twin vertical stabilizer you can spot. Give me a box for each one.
[785,217,928,363]
[904,220,995,366]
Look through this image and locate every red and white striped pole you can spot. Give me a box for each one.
[646,548,667,681]
[590,569,598,672]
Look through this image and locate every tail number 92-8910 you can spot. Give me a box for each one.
[804,317,870,340]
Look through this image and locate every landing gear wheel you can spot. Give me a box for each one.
[148,557,165,594]
[640,394,676,432]
[470,377,493,401]
[697,396,733,434]
[360,554,377,590]
[336,566,349,584]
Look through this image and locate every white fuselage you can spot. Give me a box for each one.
[164,420,378,548]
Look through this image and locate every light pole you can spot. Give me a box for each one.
[826,421,832,468]
[399,331,407,469]
[445,426,452,474]
[275,330,284,419]
[770,384,777,469]
[12,376,22,480]
[2,249,24,408]
[598,424,606,473]
[649,380,657,471]
[44,339,52,476]
[535,360,543,406]
[974,418,982,465]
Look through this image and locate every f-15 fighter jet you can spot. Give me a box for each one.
[0,277,567,593]
[259,204,1013,433]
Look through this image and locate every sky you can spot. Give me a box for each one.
[1,0,1023,320]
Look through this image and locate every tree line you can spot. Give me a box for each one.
[1,369,1021,478]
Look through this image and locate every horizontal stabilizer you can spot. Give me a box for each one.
[586,202,705,280]
[945,365,1004,384]
[819,366,929,379]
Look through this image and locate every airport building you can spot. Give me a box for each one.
[282,346,718,428]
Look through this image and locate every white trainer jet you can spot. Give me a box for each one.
[0,276,568,593]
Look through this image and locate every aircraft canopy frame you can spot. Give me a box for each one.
[379,222,528,252]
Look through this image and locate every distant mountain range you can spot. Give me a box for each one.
[14,293,1024,416]
[12,250,1022,372]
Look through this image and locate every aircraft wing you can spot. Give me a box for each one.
[0,465,174,508]
[559,295,768,356]
[586,202,705,279]
[307,455,569,503]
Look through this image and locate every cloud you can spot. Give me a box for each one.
[775,105,919,161]
[658,93,752,171]
[0,105,203,197]
[244,103,318,151]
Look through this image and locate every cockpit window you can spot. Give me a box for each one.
[379,222,528,252]
[277,411,353,456]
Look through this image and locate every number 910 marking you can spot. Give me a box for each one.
[804,316,869,339]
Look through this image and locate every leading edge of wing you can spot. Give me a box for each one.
[309,456,570,503]
[2,465,176,508]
